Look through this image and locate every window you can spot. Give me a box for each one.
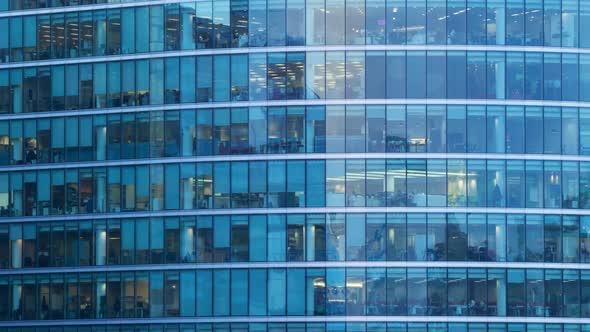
[427,160,446,207]
[487,0,506,44]
[162,59,179,104]
[407,52,426,98]
[406,0,426,44]
[326,0,345,45]
[148,59,163,105]
[467,106,487,153]
[213,55,230,102]
[467,52,486,99]
[197,56,213,102]
[180,57,197,103]
[346,106,365,153]
[346,0,365,45]
[286,53,305,99]
[525,53,543,100]
[121,8,135,54]
[448,160,466,207]
[407,106,426,152]
[487,106,506,153]
[107,10,121,55]
[427,51,446,98]
[346,214,365,261]
[426,105,445,152]
[286,0,304,46]
[231,55,249,101]
[467,0,486,44]
[149,6,164,52]
[267,0,286,46]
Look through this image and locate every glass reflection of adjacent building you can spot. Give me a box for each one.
[2,0,590,331]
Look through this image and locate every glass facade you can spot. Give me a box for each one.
[2,213,590,267]
[1,0,590,330]
[1,52,590,109]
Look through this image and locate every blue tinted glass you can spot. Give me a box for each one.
[326,214,345,260]
[268,269,286,315]
[487,0,506,44]
[487,52,506,99]
[306,110,325,151]
[407,0,426,44]
[467,52,486,99]
[249,0,267,47]
[580,55,590,102]
[387,0,406,44]
[525,107,543,153]
[581,1,590,47]
[507,53,525,99]
[346,214,366,261]
[149,59,163,105]
[387,51,406,98]
[326,268,345,314]
[307,160,326,207]
[249,269,267,315]
[213,55,230,102]
[562,108,579,155]
[179,3,196,50]
[467,161,486,207]
[366,51,387,99]
[525,0,543,46]
[230,270,248,315]
[213,269,229,316]
[525,53,543,100]
[346,0,365,45]
[544,0,561,47]
[467,106,486,153]
[286,0,305,45]
[230,0,248,48]
[563,54,579,101]
[149,6,164,52]
[180,57,196,103]
[306,0,326,45]
[487,106,506,153]
[213,0,230,48]
[507,161,525,208]
[427,51,446,98]
[506,0,525,45]
[0,19,7,62]
[506,106,525,153]
[180,271,195,316]
[367,0,386,44]
[580,109,590,155]
[426,0,445,44]
[287,269,305,314]
[467,0,486,44]
[268,0,286,46]
[426,105,445,152]
[407,51,426,98]
[447,51,467,99]
[544,107,561,153]
[447,0,467,44]
[268,215,286,261]
[447,106,467,153]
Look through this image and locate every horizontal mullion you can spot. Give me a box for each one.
[2,207,590,224]
[0,0,203,18]
[1,316,590,326]
[2,261,590,276]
